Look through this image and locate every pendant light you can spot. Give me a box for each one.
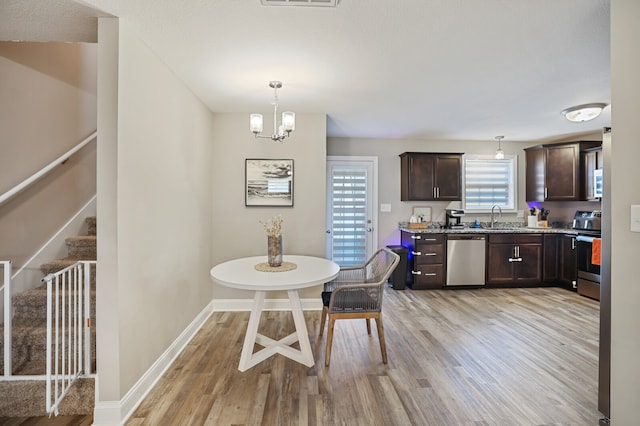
[494,136,505,159]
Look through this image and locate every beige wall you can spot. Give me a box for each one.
[96,18,215,402]
[610,0,640,423]
[328,136,602,248]
[211,113,327,300]
[0,42,97,271]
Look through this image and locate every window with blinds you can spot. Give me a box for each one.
[463,155,517,212]
[329,168,368,266]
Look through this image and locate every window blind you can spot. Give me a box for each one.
[329,168,368,266]
[464,157,516,210]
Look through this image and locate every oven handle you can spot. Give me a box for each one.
[576,235,598,243]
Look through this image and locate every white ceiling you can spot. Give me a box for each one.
[0,0,611,142]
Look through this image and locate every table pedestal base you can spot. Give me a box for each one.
[238,289,314,372]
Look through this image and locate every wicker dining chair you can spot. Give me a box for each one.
[319,247,400,366]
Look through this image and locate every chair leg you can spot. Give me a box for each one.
[366,318,371,335]
[319,307,328,336]
[325,316,336,366]
[375,316,388,364]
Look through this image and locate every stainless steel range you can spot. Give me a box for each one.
[572,210,602,300]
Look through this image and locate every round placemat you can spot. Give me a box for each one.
[254,261,297,272]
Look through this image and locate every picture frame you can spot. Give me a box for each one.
[412,206,432,223]
[245,159,294,207]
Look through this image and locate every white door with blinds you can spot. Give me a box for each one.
[326,157,377,267]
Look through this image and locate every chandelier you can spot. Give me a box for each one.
[250,81,295,142]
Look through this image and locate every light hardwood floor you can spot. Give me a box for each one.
[123,286,601,426]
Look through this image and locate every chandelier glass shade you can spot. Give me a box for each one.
[250,81,295,142]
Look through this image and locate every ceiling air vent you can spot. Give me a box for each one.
[260,0,339,7]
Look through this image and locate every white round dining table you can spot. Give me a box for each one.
[210,255,339,372]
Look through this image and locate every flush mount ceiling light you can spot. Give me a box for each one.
[494,136,505,159]
[562,103,607,123]
[250,81,295,142]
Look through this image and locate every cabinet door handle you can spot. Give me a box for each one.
[544,187,548,199]
[411,270,421,275]
[423,238,437,241]
[436,187,440,198]
[424,273,437,276]
[424,253,437,256]
[571,237,576,250]
[412,251,422,256]
[411,235,421,240]
[433,187,437,198]
[508,258,523,262]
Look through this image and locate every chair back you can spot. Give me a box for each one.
[328,248,400,313]
[365,248,401,283]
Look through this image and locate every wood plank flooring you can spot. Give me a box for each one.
[126,286,601,425]
[2,287,599,425]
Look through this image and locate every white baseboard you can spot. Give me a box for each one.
[212,297,323,312]
[92,300,214,426]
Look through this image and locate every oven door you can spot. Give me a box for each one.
[576,235,601,283]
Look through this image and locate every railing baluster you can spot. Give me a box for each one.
[40,260,96,415]
[2,261,12,378]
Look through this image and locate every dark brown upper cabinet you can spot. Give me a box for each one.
[583,146,604,201]
[525,141,601,202]
[400,152,463,201]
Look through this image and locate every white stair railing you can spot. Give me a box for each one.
[0,131,97,208]
[44,260,95,416]
[1,260,12,378]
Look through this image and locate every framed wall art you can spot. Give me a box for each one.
[245,159,294,207]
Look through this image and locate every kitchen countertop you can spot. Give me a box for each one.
[399,225,577,234]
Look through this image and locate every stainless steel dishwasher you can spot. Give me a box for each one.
[446,234,486,286]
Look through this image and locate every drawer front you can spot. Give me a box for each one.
[408,234,445,245]
[488,233,542,244]
[410,264,445,288]
[412,244,445,264]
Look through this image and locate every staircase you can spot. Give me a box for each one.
[0,216,97,417]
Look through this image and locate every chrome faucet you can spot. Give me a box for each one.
[491,205,502,228]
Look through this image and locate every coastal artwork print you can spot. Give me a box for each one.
[245,159,294,206]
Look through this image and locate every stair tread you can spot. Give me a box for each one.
[0,378,94,416]
[65,235,97,245]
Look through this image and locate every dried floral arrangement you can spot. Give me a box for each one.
[260,215,283,237]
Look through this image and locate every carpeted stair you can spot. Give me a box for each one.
[0,216,97,417]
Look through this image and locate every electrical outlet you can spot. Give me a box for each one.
[380,203,391,212]
[517,209,524,218]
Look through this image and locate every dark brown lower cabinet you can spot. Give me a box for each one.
[543,234,559,282]
[486,234,542,285]
[559,234,578,288]
[543,233,578,288]
[400,231,446,289]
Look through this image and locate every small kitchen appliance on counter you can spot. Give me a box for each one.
[445,209,465,229]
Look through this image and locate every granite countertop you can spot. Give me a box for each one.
[399,222,577,234]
